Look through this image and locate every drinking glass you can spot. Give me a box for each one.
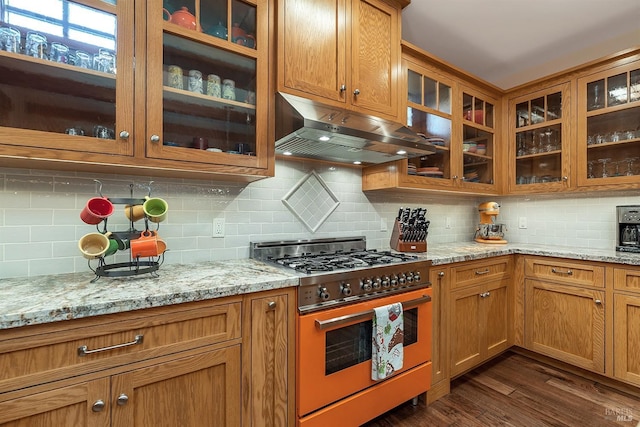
[0,26,21,53]
[625,157,638,176]
[598,158,611,178]
[587,161,595,179]
[25,32,48,59]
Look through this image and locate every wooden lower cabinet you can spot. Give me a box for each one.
[426,268,449,403]
[0,378,110,427]
[524,279,605,373]
[0,345,241,427]
[613,294,640,386]
[450,278,510,377]
[613,266,640,387]
[242,289,295,427]
[0,289,295,427]
[112,346,241,426]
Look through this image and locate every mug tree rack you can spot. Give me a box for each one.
[87,180,165,282]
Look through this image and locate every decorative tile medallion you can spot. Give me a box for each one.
[282,170,340,232]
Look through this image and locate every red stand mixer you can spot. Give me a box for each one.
[474,202,507,244]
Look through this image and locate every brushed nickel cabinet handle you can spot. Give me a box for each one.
[117,394,129,406]
[475,269,490,275]
[119,130,130,139]
[339,84,346,92]
[353,88,360,96]
[150,134,160,143]
[78,334,144,356]
[92,400,105,412]
[551,268,573,275]
[595,299,602,305]
[438,271,445,277]
[479,292,490,298]
[562,176,568,181]
[267,301,277,310]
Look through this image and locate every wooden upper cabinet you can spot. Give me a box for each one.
[277,0,401,120]
[0,0,273,180]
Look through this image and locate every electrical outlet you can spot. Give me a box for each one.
[213,218,225,237]
[445,217,452,229]
[380,218,388,232]
[518,217,527,229]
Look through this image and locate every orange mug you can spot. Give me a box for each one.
[130,231,167,258]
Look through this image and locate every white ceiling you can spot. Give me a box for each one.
[401,0,640,90]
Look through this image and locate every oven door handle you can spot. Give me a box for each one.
[314,294,432,331]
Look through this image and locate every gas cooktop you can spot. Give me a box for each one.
[251,237,431,313]
[250,236,418,274]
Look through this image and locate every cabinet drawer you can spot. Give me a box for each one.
[614,267,640,293]
[0,298,241,394]
[524,257,604,288]
[450,256,512,289]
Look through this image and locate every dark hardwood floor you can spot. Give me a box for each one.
[363,352,640,427]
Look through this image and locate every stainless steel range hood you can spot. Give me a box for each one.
[275,92,435,165]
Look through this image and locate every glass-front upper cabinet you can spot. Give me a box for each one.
[404,65,454,189]
[508,83,570,193]
[0,0,134,157]
[460,87,496,190]
[145,0,268,170]
[577,61,640,188]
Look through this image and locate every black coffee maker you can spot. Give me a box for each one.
[616,206,640,253]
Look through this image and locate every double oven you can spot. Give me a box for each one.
[251,237,433,427]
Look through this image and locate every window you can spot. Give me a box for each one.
[1,0,116,51]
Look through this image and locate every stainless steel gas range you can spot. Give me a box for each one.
[250,236,433,427]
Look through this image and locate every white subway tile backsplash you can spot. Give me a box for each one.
[4,242,52,261]
[1,161,638,278]
[5,209,54,226]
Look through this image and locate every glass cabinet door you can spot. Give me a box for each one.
[578,62,640,187]
[461,89,496,188]
[510,83,569,192]
[0,0,133,156]
[404,66,453,187]
[146,0,267,169]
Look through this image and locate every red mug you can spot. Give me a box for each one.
[80,197,114,224]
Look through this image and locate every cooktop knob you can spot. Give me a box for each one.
[381,276,390,288]
[341,283,352,296]
[413,271,421,282]
[406,272,414,282]
[390,274,398,287]
[362,278,373,292]
[372,277,382,290]
[398,273,407,285]
[318,286,330,300]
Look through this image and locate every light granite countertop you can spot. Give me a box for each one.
[1,243,639,330]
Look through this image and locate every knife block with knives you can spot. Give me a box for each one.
[390,207,429,252]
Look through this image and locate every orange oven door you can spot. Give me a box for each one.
[296,287,432,417]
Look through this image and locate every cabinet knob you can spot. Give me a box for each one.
[119,130,130,139]
[267,301,277,310]
[438,271,445,277]
[562,176,568,182]
[92,400,105,412]
[452,175,458,180]
[150,135,160,143]
[353,88,360,96]
[339,84,347,93]
[595,299,602,305]
[117,394,129,406]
